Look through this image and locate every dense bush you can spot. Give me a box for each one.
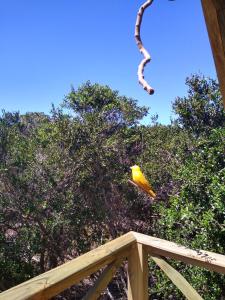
[0,75,224,299]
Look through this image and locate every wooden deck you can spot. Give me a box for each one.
[1,231,225,300]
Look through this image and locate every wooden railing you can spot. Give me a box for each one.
[1,231,225,300]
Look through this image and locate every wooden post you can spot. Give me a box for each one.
[127,243,148,300]
[201,0,225,108]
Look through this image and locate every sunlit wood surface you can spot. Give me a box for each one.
[202,0,225,107]
[1,231,225,300]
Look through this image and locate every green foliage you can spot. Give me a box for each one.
[154,127,225,299]
[64,81,148,126]
[0,83,151,295]
[173,74,225,136]
[0,75,225,299]
[150,75,225,299]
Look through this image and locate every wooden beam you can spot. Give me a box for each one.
[151,255,203,300]
[127,243,149,300]
[0,232,135,300]
[133,232,225,274]
[2,231,225,300]
[83,259,123,300]
[201,0,225,108]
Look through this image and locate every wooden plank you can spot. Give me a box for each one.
[2,231,225,300]
[83,259,123,300]
[0,232,135,300]
[127,243,148,300]
[133,232,225,274]
[201,0,225,108]
[151,255,203,300]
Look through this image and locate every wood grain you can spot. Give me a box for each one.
[0,232,135,300]
[2,231,225,299]
[201,0,225,107]
[134,232,225,274]
[127,243,148,300]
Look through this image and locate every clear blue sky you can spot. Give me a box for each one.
[0,0,217,124]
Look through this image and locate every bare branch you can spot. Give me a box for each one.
[135,0,154,95]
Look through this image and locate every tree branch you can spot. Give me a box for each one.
[135,0,154,95]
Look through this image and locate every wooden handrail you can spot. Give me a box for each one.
[133,232,225,274]
[1,231,225,300]
[0,232,135,300]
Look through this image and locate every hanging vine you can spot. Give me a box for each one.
[135,0,154,95]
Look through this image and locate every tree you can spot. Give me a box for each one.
[1,76,224,299]
[150,76,225,299]
[0,82,154,297]
[153,127,225,299]
[172,74,225,136]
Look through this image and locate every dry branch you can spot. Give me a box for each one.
[135,0,155,95]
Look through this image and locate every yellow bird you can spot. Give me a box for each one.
[130,165,156,198]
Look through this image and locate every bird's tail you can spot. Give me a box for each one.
[148,189,156,198]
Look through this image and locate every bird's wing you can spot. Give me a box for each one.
[139,175,156,198]
[137,172,152,190]
[131,170,156,199]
